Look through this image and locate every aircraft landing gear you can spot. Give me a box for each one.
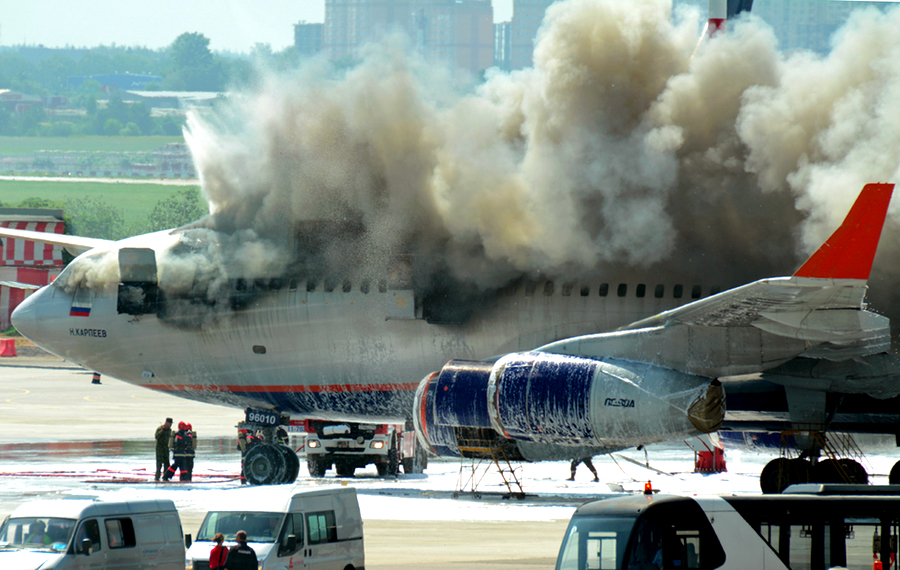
[889,461,900,484]
[244,443,299,485]
[760,456,869,493]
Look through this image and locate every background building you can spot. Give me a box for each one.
[323,0,493,76]
[294,22,324,57]
[0,209,65,331]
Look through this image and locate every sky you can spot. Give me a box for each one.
[0,0,514,54]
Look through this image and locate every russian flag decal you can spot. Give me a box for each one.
[70,305,91,317]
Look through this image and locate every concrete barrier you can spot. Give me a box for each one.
[0,339,17,357]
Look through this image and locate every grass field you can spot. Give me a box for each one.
[0,136,185,155]
[0,179,202,225]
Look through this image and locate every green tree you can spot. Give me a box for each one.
[147,187,208,231]
[64,196,126,240]
[17,197,60,209]
[164,32,225,91]
[120,122,141,136]
[103,118,123,136]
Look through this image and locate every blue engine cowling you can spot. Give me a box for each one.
[414,352,719,459]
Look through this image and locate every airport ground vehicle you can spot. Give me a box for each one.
[0,498,184,569]
[303,419,427,477]
[185,486,364,570]
[555,485,900,570]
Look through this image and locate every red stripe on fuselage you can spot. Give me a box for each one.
[144,382,421,393]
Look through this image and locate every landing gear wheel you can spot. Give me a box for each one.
[244,444,287,486]
[336,460,356,477]
[307,456,327,478]
[838,458,868,484]
[760,458,810,494]
[890,461,900,485]
[274,445,300,484]
[811,459,843,484]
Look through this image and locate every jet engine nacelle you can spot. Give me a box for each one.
[414,352,723,460]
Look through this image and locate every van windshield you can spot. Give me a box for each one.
[197,512,283,543]
[0,517,77,552]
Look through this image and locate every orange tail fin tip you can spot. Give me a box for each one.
[793,183,894,280]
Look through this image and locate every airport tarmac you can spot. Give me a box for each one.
[0,360,571,569]
[5,358,900,569]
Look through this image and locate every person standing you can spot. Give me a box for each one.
[568,456,599,482]
[163,422,188,481]
[181,423,197,481]
[209,533,228,570]
[224,530,258,570]
[154,418,173,482]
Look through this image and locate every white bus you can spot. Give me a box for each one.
[555,485,900,570]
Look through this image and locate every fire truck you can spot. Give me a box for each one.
[301,420,427,478]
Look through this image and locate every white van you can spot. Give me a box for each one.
[185,486,364,570]
[0,498,184,570]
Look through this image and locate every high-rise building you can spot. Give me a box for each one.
[323,0,493,75]
[294,22,324,57]
[494,21,512,71]
[415,0,494,75]
[751,0,897,53]
[509,0,556,70]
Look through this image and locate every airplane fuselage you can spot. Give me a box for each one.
[13,234,711,423]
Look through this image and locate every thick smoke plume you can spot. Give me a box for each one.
[180,0,900,325]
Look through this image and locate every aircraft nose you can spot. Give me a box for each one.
[11,287,41,342]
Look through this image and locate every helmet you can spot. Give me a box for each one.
[178,421,187,430]
[186,423,192,430]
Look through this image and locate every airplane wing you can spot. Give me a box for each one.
[0,226,112,256]
[538,183,894,377]
[0,280,41,290]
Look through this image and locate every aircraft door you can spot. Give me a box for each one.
[117,248,159,316]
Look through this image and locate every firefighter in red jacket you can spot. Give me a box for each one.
[162,422,188,481]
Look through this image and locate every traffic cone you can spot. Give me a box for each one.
[92,373,101,384]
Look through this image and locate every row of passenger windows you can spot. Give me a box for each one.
[234,278,719,300]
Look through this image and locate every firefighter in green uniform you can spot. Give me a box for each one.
[154,417,173,481]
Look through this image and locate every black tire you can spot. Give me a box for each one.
[307,455,327,478]
[335,460,356,477]
[403,444,428,474]
[760,457,809,494]
[811,459,842,483]
[275,445,300,484]
[388,448,400,476]
[838,458,868,484]
[244,444,287,486]
[891,461,900,485]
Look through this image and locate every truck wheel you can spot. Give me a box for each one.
[307,456,327,477]
[275,445,300,484]
[335,460,356,477]
[244,444,287,485]
[388,447,400,476]
[403,445,428,474]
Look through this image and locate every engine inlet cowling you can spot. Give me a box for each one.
[414,352,720,457]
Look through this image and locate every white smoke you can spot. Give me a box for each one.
[178,0,900,316]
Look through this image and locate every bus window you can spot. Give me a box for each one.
[556,517,633,570]
[624,499,725,570]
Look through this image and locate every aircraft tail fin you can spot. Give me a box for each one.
[793,183,894,280]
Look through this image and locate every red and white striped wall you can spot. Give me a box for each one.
[0,221,65,266]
